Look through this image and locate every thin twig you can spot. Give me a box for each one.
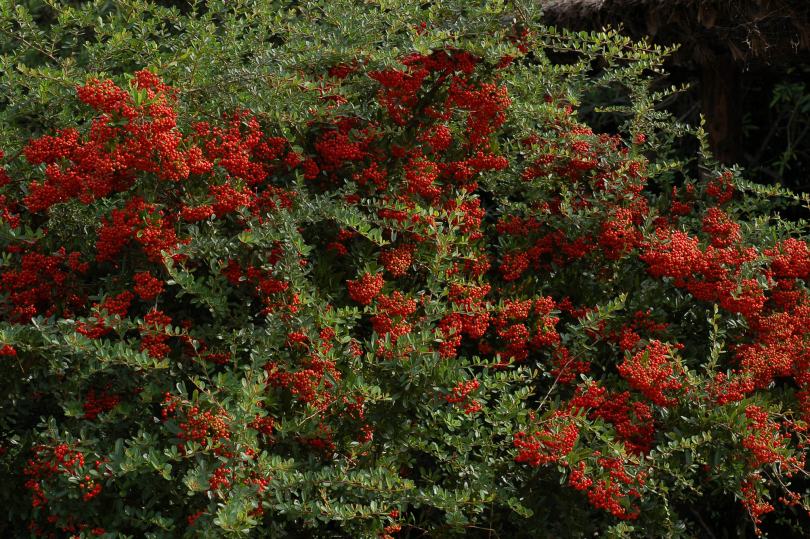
[0,26,59,63]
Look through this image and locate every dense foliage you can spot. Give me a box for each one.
[1,1,810,537]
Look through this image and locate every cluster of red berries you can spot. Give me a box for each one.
[347,273,385,305]
[379,244,415,277]
[83,388,121,420]
[617,340,684,407]
[444,379,482,415]
[22,442,108,537]
[371,291,417,344]
[139,308,173,358]
[570,384,655,455]
[133,271,164,301]
[568,457,645,520]
[514,412,579,467]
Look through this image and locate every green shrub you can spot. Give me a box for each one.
[1,1,808,537]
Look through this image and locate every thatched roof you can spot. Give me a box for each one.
[542,0,691,16]
[540,0,810,63]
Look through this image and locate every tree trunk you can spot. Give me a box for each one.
[701,55,742,164]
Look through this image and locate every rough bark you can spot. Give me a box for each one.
[700,54,741,164]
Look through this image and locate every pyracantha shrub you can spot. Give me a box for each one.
[1,1,809,538]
